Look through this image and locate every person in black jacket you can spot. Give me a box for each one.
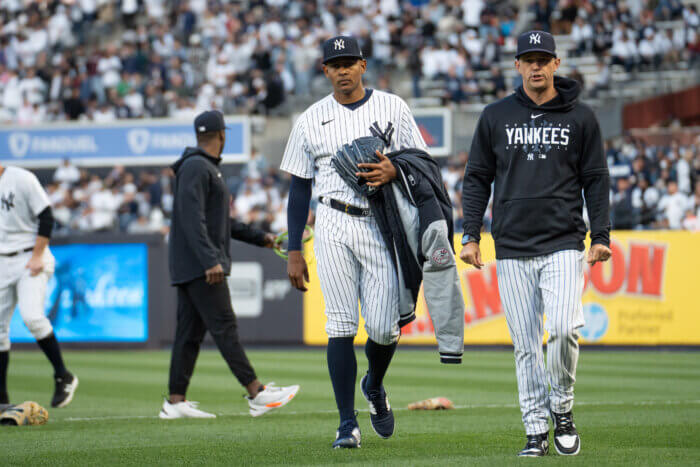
[460,31,611,457]
[160,110,299,420]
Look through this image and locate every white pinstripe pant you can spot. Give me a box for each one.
[497,249,585,435]
[314,203,400,345]
[0,249,55,351]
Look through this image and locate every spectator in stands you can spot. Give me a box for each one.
[658,180,689,229]
[592,23,613,57]
[483,65,507,99]
[612,177,639,229]
[63,87,86,120]
[444,66,465,103]
[571,16,593,56]
[532,0,553,31]
[589,60,611,98]
[676,148,694,194]
[638,29,661,69]
[631,175,660,228]
[611,33,639,72]
[54,159,81,186]
[461,68,481,102]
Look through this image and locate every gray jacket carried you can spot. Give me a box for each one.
[369,149,465,363]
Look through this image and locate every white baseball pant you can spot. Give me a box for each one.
[497,249,585,435]
[0,249,55,351]
[314,203,400,345]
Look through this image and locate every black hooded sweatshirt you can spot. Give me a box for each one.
[169,147,268,285]
[462,76,610,259]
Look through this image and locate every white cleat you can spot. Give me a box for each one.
[247,382,300,417]
[159,399,216,419]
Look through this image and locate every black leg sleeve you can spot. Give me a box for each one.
[36,333,68,378]
[0,351,8,403]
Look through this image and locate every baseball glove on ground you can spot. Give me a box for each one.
[407,397,454,410]
[0,401,49,426]
[331,136,385,197]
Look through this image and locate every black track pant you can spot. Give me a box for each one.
[168,277,257,395]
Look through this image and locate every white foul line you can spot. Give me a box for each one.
[63,399,700,423]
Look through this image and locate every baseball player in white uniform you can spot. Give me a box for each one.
[282,36,427,448]
[460,31,611,456]
[0,163,78,408]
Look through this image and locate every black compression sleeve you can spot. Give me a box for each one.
[287,176,312,251]
[37,206,54,238]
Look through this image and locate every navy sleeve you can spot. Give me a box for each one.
[461,113,496,242]
[37,206,54,238]
[287,175,312,251]
[579,111,611,247]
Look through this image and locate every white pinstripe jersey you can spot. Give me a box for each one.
[280,89,428,209]
[0,166,50,254]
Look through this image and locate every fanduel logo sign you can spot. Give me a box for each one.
[8,132,98,158]
[127,129,195,154]
[8,132,30,158]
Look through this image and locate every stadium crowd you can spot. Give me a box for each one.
[0,0,697,123]
[44,132,700,237]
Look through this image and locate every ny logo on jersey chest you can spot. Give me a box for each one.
[369,121,394,147]
[1,191,15,211]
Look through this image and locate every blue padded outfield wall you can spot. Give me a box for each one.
[9,243,148,343]
[8,234,303,348]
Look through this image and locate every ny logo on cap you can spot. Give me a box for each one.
[334,39,345,50]
[529,33,541,44]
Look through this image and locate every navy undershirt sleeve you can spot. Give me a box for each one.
[287,175,312,251]
[37,206,54,238]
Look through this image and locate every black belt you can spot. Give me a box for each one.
[0,247,33,257]
[319,196,371,217]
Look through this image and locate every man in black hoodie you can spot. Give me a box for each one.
[161,110,299,420]
[460,32,611,457]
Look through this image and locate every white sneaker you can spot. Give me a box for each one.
[159,399,216,419]
[247,382,300,417]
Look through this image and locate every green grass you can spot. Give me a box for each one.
[3,349,700,466]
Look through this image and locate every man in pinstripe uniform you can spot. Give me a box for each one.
[0,163,78,409]
[281,36,428,448]
[460,31,611,457]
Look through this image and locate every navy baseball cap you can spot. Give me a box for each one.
[515,30,557,59]
[322,35,363,64]
[194,110,228,134]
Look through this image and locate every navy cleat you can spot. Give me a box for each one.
[332,417,361,449]
[518,433,549,457]
[551,411,580,455]
[360,373,395,439]
[51,372,78,408]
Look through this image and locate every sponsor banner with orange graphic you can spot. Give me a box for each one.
[303,231,700,345]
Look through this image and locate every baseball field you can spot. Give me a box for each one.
[4,348,699,466]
